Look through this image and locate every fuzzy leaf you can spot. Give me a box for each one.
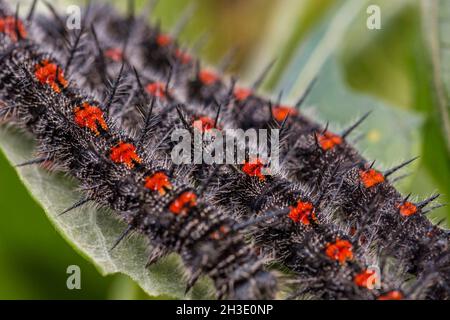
[0,126,214,300]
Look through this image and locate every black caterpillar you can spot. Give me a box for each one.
[0,0,448,300]
[70,1,449,299]
[0,1,279,300]
[28,1,424,300]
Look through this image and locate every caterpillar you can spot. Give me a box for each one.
[0,0,448,300]
[26,1,448,299]
[48,0,449,299]
[4,2,386,300]
[0,1,278,300]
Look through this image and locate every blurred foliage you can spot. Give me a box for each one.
[0,0,448,299]
[338,0,449,225]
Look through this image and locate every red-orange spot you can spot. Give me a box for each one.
[110,142,142,169]
[325,238,353,264]
[74,103,108,136]
[0,16,27,42]
[359,169,385,188]
[34,60,68,93]
[193,116,218,132]
[104,48,123,62]
[354,269,378,288]
[427,227,439,239]
[317,131,342,151]
[210,225,231,240]
[234,87,253,102]
[288,201,316,225]
[398,201,417,217]
[242,159,266,181]
[156,34,172,47]
[175,49,192,64]
[169,191,197,215]
[145,172,172,195]
[273,105,298,122]
[377,291,404,300]
[198,70,219,86]
[146,82,167,100]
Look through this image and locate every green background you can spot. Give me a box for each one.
[0,0,448,299]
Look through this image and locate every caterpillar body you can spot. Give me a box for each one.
[29,1,428,299]
[0,2,279,300]
[0,0,448,300]
[53,1,449,299]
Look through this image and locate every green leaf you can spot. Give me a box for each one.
[242,0,335,85]
[303,59,423,170]
[275,0,369,97]
[271,0,423,174]
[0,126,214,300]
[419,0,450,222]
[422,0,450,154]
